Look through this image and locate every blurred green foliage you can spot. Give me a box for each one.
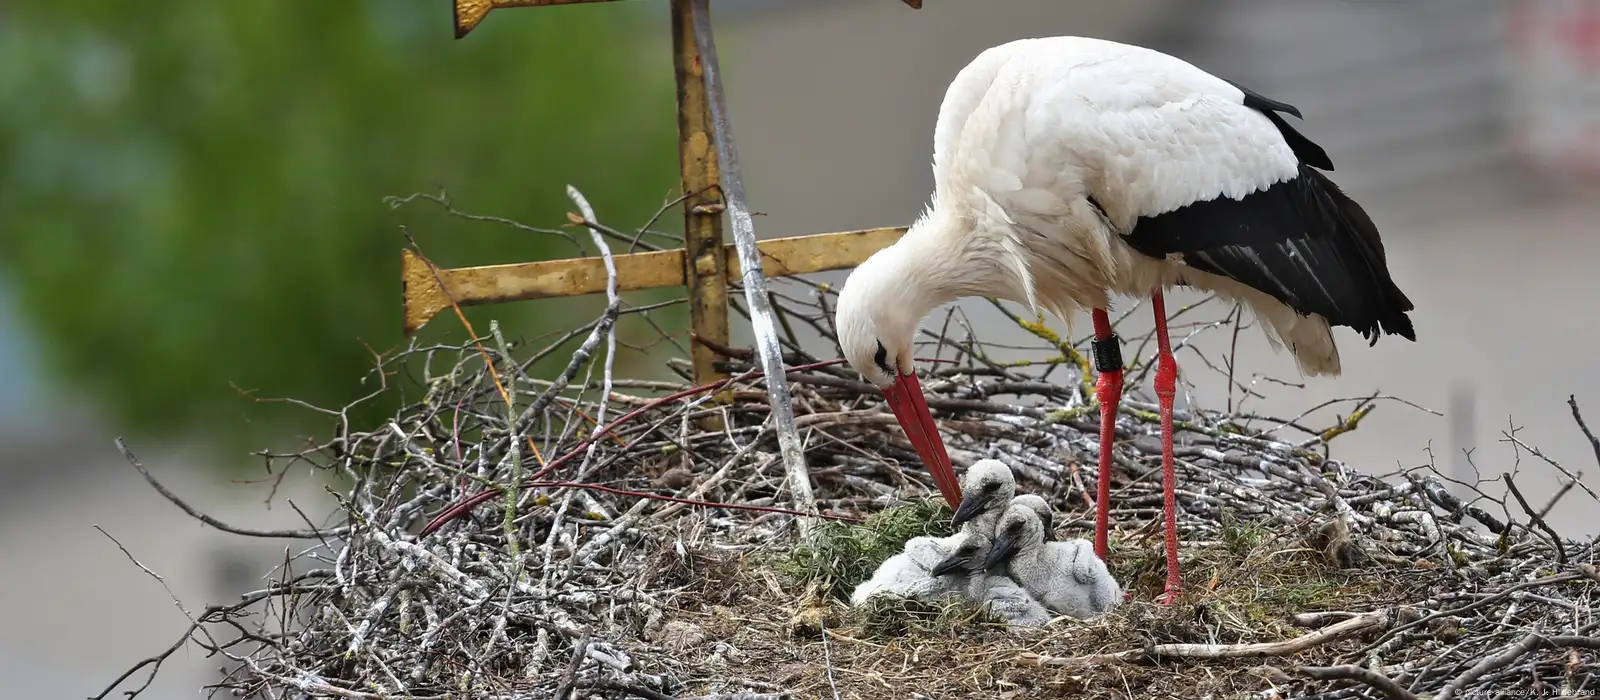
[0,2,681,452]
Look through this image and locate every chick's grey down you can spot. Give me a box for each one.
[982,502,1123,619]
[848,459,1017,605]
[940,494,1057,627]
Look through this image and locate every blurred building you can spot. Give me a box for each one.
[4,1,1599,697]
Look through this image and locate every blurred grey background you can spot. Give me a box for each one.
[4,0,1599,696]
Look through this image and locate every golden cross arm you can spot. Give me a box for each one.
[454,0,922,38]
[455,0,621,38]
[401,226,905,335]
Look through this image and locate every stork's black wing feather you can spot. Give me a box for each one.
[1227,80,1335,171]
[1122,86,1416,345]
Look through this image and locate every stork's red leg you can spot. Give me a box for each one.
[1090,308,1121,562]
[1150,291,1183,604]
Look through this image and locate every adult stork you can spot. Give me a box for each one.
[833,36,1416,603]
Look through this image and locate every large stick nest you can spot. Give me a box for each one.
[100,195,1599,700]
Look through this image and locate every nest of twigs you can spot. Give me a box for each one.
[98,195,1599,700]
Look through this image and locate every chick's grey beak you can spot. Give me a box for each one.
[980,533,1021,571]
[949,491,990,528]
[930,550,973,578]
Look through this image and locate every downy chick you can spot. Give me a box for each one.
[850,459,1017,606]
[948,459,1019,533]
[934,489,1056,578]
[849,535,960,605]
[965,572,1053,627]
[934,496,1057,627]
[981,504,1123,619]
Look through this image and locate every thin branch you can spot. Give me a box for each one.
[1502,472,1567,566]
[1026,608,1392,665]
[116,438,350,539]
[1568,393,1600,468]
[1299,665,1418,700]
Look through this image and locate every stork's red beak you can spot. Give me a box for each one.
[881,372,962,509]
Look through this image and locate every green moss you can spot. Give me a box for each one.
[775,498,952,599]
[1043,405,1096,425]
[1219,508,1269,558]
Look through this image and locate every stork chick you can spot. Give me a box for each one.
[850,459,1017,606]
[926,460,1022,581]
[930,490,1051,579]
[982,503,1123,619]
[948,459,1018,530]
[933,493,1058,627]
[965,568,1054,627]
[849,535,960,606]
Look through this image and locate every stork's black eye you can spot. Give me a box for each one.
[873,341,892,373]
[983,482,999,493]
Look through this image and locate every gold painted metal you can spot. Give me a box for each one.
[669,0,732,388]
[402,226,906,336]
[438,0,920,386]
[456,0,919,40]
[453,0,622,38]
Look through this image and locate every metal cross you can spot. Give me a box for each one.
[404,0,921,386]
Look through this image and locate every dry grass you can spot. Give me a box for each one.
[642,502,1415,700]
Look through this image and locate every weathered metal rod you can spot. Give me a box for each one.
[401,226,905,335]
[670,0,733,387]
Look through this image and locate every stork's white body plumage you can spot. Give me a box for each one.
[835,36,1416,605]
[839,35,1413,379]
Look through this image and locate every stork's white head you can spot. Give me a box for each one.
[836,246,921,388]
[835,240,963,509]
[836,214,1022,389]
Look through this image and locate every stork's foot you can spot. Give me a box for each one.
[1156,585,1183,606]
[1156,567,1183,605]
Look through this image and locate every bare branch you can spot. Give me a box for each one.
[1502,471,1567,566]
[1299,665,1418,700]
[116,437,350,539]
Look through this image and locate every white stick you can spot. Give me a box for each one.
[686,0,815,533]
[566,185,620,449]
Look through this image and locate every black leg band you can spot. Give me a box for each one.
[1091,335,1122,374]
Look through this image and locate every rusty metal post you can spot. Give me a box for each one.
[670,0,731,391]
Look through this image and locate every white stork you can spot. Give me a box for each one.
[834,36,1416,603]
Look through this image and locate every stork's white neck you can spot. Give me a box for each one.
[889,207,1029,310]
[868,213,975,328]
[836,205,1029,378]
